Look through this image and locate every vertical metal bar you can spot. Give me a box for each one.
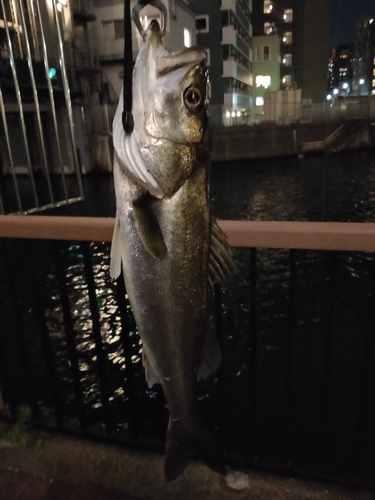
[18,0,54,204]
[115,273,140,440]
[52,1,84,199]
[249,248,258,447]
[53,241,87,432]
[315,251,337,464]
[0,239,39,419]
[0,0,39,208]
[214,283,225,456]
[34,0,68,200]
[284,249,296,451]
[0,241,17,416]
[27,0,41,61]
[81,241,112,436]
[0,85,22,212]
[27,241,63,428]
[355,255,375,438]
[0,166,4,213]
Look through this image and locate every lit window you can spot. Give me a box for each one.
[256,97,264,106]
[283,31,292,44]
[184,28,192,47]
[282,75,292,86]
[372,79,375,87]
[283,54,292,66]
[256,75,271,88]
[196,15,209,33]
[264,22,273,34]
[284,9,293,22]
[264,1,273,14]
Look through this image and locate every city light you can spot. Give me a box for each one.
[226,111,231,118]
[342,82,349,89]
[327,94,332,100]
[333,88,339,95]
[359,79,365,84]
[236,111,241,117]
[231,111,236,117]
[370,19,374,24]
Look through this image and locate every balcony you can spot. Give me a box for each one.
[71,0,96,24]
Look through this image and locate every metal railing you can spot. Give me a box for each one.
[1,217,375,486]
[0,0,83,215]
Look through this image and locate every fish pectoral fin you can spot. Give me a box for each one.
[110,216,122,279]
[197,324,222,381]
[208,218,237,287]
[133,192,168,261]
[142,345,161,388]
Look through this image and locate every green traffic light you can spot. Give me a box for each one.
[49,67,57,78]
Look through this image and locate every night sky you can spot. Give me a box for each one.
[331,0,375,48]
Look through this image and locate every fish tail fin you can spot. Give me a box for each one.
[191,425,226,477]
[164,419,225,482]
[164,422,191,483]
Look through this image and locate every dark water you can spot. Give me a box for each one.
[2,148,375,483]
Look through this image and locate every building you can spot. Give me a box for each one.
[252,0,333,102]
[252,34,280,113]
[327,44,354,99]
[188,0,252,123]
[252,0,294,90]
[351,16,375,96]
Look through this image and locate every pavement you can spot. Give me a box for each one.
[0,422,374,500]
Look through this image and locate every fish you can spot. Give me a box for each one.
[110,20,235,482]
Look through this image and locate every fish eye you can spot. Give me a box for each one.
[184,87,204,110]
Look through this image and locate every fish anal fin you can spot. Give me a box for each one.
[142,346,161,388]
[110,216,122,279]
[208,218,237,287]
[197,324,222,381]
[133,192,168,261]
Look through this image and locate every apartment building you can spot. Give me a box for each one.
[351,16,375,96]
[188,0,252,121]
[253,0,333,102]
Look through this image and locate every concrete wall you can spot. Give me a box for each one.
[211,122,375,162]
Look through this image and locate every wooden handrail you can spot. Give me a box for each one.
[1,215,375,252]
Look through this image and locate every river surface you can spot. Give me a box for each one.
[2,148,375,482]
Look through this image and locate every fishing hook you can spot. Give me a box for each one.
[132,0,168,39]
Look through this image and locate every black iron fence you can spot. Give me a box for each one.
[1,218,375,488]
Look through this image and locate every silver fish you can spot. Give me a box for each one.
[110,21,234,481]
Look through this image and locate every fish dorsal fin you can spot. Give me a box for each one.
[208,218,237,287]
[110,216,122,279]
[197,324,222,381]
[142,345,161,388]
[132,192,168,261]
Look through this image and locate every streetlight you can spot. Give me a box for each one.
[333,88,339,95]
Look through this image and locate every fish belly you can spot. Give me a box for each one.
[114,158,209,427]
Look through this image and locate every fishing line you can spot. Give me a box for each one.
[123,0,134,134]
